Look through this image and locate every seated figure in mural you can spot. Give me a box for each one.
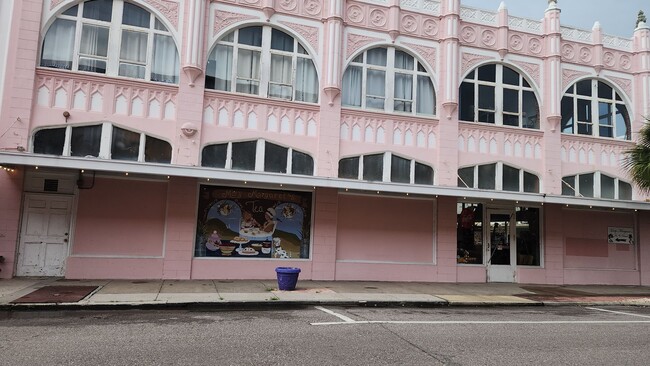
[262,207,277,233]
[241,211,260,229]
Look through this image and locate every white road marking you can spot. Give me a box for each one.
[315,306,356,323]
[586,307,650,319]
[310,320,650,326]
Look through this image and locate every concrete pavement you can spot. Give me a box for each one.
[2,277,650,310]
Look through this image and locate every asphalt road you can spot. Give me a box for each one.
[1,306,650,365]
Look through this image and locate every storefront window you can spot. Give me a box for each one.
[516,207,540,266]
[338,152,434,185]
[457,202,483,264]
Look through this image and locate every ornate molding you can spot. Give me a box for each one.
[144,0,180,30]
[347,33,383,59]
[461,52,492,75]
[562,68,590,89]
[404,43,436,72]
[511,60,541,87]
[50,0,64,10]
[607,76,633,98]
[279,21,319,54]
[214,10,257,36]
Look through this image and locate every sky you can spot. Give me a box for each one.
[460,0,649,38]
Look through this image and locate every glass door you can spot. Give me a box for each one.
[486,209,516,282]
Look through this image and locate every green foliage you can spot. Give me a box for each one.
[624,119,650,192]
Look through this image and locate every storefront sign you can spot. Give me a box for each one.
[195,185,312,258]
[607,227,634,244]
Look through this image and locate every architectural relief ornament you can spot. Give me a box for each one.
[528,38,542,54]
[482,30,496,46]
[619,55,632,70]
[603,52,616,67]
[509,35,523,51]
[50,0,64,10]
[422,18,439,36]
[511,60,540,86]
[303,0,321,16]
[347,34,383,59]
[279,0,297,11]
[347,5,364,24]
[607,76,632,98]
[370,9,387,27]
[460,26,477,43]
[461,53,492,75]
[279,21,319,54]
[562,68,591,89]
[144,0,180,30]
[214,10,257,36]
[579,47,592,63]
[562,44,575,60]
[402,15,418,33]
[404,43,436,72]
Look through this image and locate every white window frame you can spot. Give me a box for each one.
[458,162,540,193]
[561,172,632,200]
[339,152,434,185]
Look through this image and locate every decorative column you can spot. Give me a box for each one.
[387,0,400,42]
[182,0,207,87]
[591,22,603,74]
[436,0,461,187]
[496,1,508,59]
[542,0,563,195]
[633,14,650,129]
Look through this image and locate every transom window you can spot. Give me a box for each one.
[32,123,172,163]
[338,153,434,185]
[458,163,540,193]
[206,26,319,103]
[40,0,180,83]
[459,64,539,129]
[561,80,630,140]
[562,172,632,200]
[342,47,436,116]
[201,140,314,176]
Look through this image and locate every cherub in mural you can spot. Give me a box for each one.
[241,210,260,229]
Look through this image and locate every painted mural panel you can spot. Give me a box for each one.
[195,185,312,259]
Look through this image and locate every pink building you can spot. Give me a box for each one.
[1,0,649,284]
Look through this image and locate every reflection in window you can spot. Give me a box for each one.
[562,172,632,200]
[40,0,179,83]
[516,207,541,266]
[459,64,539,129]
[33,128,66,155]
[338,152,434,185]
[561,80,630,140]
[71,125,102,157]
[458,163,539,193]
[457,202,483,264]
[111,127,140,161]
[144,135,172,163]
[206,26,318,103]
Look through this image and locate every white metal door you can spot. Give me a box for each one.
[16,194,73,276]
[486,209,516,282]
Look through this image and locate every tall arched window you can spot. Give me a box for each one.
[561,80,630,140]
[40,0,180,83]
[459,64,539,129]
[341,47,436,116]
[206,26,319,103]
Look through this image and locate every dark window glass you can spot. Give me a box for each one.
[561,96,574,133]
[363,154,383,182]
[291,150,314,176]
[478,85,495,109]
[270,29,294,52]
[503,66,519,86]
[577,99,591,121]
[578,173,594,198]
[503,88,519,113]
[503,114,519,126]
[111,127,140,161]
[457,202,484,264]
[238,26,262,47]
[523,172,539,193]
[33,128,66,155]
[478,164,496,190]
[601,174,616,199]
[415,163,434,185]
[516,207,540,266]
[338,157,359,179]
[477,64,496,82]
[619,181,632,200]
[502,165,520,192]
[576,80,592,96]
[264,142,288,173]
[466,70,475,79]
[83,0,112,22]
[459,82,475,121]
[70,125,101,157]
[458,167,474,188]
[145,136,172,163]
[391,155,411,183]
[231,141,257,171]
[562,176,576,196]
[62,5,78,16]
[599,102,613,137]
[122,2,150,28]
[201,144,228,168]
[522,91,539,129]
[598,82,613,99]
[615,104,630,140]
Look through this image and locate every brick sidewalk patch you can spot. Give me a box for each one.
[11,286,98,304]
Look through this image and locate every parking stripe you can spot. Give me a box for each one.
[586,307,650,319]
[310,320,650,326]
[315,306,356,323]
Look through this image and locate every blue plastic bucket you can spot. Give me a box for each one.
[275,267,301,291]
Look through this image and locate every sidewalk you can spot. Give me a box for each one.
[2,278,650,310]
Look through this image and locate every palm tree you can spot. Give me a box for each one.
[624,119,650,192]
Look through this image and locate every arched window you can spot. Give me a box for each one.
[562,172,632,200]
[32,123,172,163]
[40,0,180,84]
[338,152,434,185]
[458,163,539,193]
[459,64,539,129]
[561,80,630,140]
[341,47,436,116]
[206,26,319,103]
[201,140,314,176]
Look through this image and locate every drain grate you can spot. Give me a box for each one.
[11,286,98,304]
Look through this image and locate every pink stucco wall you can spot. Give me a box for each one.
[0,169,23,278]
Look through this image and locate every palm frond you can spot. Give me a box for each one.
[623,119,650,193]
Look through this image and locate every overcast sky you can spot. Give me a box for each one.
[460,0,649,38]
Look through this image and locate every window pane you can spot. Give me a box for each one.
[502,165,520,192]
[80,25,109,57]
[561,96,574,134]
[523,172,539,193]
[338,157,359,179]
[151,34,179,83]
[270,54,292,84]
[366,48,387,66]
[619,181,632,200]
[120,31,147,61]
[416,76,435,115]
[231,141,257,171]
[62,5,78,16]
[503,114,519,126]
[33,128,66,155]
[362,154,383,182]
[291,150,314,176]
[390,155,411,183]
[516,207,540,266]
[562,176,576,196]
[119,63,145,79]
[270,29,294,52]
[394,73,413,112]
[458,167,474,188]
[342,66,362,107]
[154,19,167,31]
[478,85,495,109]
[414,163,433,185]
[41,19,75,70]
[598,82,613,99]
[577,99,592,135]
[82,0,112,22]
[201,144,228,168]
[578,173,594,198]
[366,69,385,109]
[503,88,519,113]
[478,164,496,190]
[522,91,539,129]
[615,104,630,140]
[145,136,171,163]
[576,80,592,96]
[206,44,232,90]
[111,127,140,161]
[459,82,475,121]
[601,174,616,199]
[122,3,150,28]
[78,57,106,74]
[71,125,101,157]
[598,102,613,138]
[503,66,519,86]
[295,58,318,103]
[457,202,483,264]
[238,26,262,47]
[477,64,496,82]
[236,49,260,94]
[264,142,288,173]
[394,50,414,70]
